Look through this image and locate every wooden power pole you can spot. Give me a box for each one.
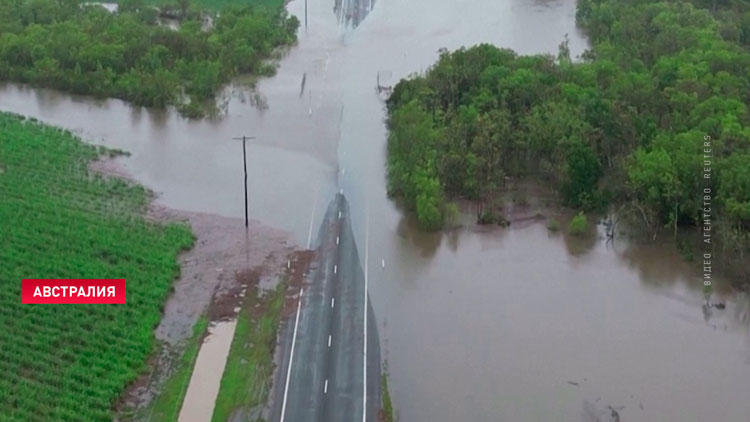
[232,136,256,227]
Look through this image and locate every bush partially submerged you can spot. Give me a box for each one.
[568,212,588,236]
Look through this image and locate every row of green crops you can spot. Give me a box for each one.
[0,112,194,421]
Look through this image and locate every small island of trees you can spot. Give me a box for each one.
[0,0,299,117]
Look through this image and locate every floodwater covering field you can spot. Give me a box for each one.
[2,0,750,421]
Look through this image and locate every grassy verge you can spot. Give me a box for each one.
[0,112,194,421]
[211,279,287,421]
[381,373,394,422]
[136,315,209,422]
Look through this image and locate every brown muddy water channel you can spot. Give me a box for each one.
[2,0,750,421]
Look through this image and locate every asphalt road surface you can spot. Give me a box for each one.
[270,194,381,422]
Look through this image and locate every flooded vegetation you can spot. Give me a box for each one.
[0,0,298,117]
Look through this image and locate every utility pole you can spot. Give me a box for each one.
[232,136,255,227]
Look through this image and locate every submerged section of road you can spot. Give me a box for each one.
[270,194,381,422]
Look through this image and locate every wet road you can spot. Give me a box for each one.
[269,194,380,422]
[2,0,750,421]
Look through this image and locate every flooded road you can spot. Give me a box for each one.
[2,0,750,421]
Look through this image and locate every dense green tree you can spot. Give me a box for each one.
[720,153,750,225]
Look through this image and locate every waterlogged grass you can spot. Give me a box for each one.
[141,315,209,422]
[211,280,286,421]
[0,113,194,422]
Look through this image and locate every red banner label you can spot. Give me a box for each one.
[22,279,126,304]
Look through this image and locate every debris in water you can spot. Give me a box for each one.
[567,381,580,387]
[608,406,621,422]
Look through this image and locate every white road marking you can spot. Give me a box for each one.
[340,188,343,195]
[279,287,304,422]
[334,265,337,274]
[307,187,319,249]
[287,260,291,269]
[328,334,332,347]
[338,211,341,219]
[381,259,385,269]
[363,209,369,422]
[331,297,335,308]
[336,236,339,245]
[324,379,328,394]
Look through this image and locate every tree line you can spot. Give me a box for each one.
[385,0,750,268]
[0,0,299,117]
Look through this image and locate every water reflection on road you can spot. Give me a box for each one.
[2,0,750,421]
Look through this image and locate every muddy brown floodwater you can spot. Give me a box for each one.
[2,0,750,421]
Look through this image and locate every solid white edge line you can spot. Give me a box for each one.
[363,209,369,422]
[279,287,304,422]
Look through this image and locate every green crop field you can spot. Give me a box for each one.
[0,113,194,421]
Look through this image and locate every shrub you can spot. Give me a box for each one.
[568,212,588,236]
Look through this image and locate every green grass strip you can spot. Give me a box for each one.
[211,280,286,422]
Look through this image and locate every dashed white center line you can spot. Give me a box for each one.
[338,211,341,219]
[334,265,337,274]
[324,379,328,394]
[328,334,332,347]
[331,297,335,308]
[336,236,339,245]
